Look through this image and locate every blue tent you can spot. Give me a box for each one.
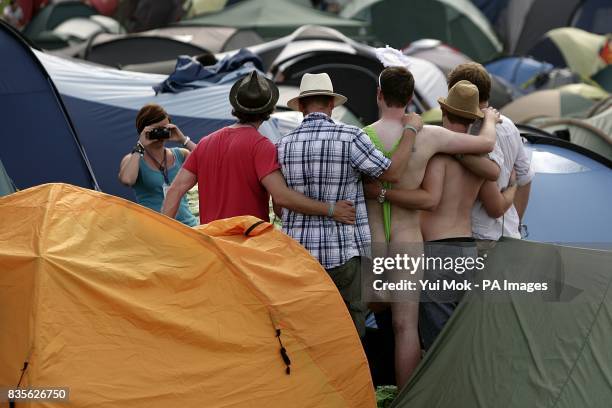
[521,132,612,246]
[486,57,553,90]
[1,20,285,200]
[0,20,99,192]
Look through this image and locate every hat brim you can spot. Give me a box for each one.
[229,75,280,115]
[287,91,347,111]
[438,97,484,120]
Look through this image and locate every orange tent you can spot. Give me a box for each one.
[0,184,374,407]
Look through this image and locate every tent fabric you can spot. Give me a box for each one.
[155,49,264,94]
[593,66,612,93]
[0,20,99,192]
[521,137,612,243]
[493,0,581,54]
[341,0,502,62]
[402,39,472,75]
[141,26,264,53]
[485,56,554,90]
[392,238,612,407]
[0,183,376,408]
[571,0,612,35]
[34,50,284,200]
[23,1,97,40]
[178,0,368,41]
[83,34,210,67]
[558,84,609,101]
[540,108,612,163]
[0,159,16,197]
[501,89,595,123]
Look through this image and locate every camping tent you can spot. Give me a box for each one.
[341,0,502,62]
[492,0,581,54]
[571,0,612,35]
[0,159,16,197]
[178,0,369,41]
[520,133,612,243]
[528,28,612,91]
[537,108,612,163]
[23,1,98,41]
[0,20,99,192]
[486,56,554,90]
[402,39,472,75]
[391,238,612,407]
[141,26,263,53]
[501,89,595,124]
[113,0,183,32]
[82,33,211,68]
[0,183,376,408]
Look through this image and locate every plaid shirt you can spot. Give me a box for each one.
[277,112,391,269]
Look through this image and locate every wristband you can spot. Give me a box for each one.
[131,142,145,156]
[182,136,191,146]
[328,203,335,218]
[403,124,419,134]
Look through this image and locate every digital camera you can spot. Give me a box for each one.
[148,127,171,140]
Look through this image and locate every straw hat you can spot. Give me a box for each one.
[438,80,484,119]
[229,71,279,114]
[287,73,347,111]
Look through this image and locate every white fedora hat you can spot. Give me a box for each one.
[287,73,347,111]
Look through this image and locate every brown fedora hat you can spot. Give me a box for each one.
[229,71,279,115]
[438,80,484,120]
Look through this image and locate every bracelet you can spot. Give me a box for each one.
[403,124,419,134]
[328,203,335,218]
[182,136,191,146]
[131,142,145,156]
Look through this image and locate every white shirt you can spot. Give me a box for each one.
[471,115,535,240]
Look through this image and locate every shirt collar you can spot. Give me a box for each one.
[303,112,334,124]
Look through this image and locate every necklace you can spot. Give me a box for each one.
[145,148,169,184]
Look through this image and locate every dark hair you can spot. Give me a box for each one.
[441,108,476,127]
[231,109,274,124]
[136,104,169,134]
[298,95,334,110]
[379,66,415,108]
[447,63,491,104]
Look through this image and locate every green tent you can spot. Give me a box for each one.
[341,0,502,62]
[23,1,97,41]
[0,159,16,197]
[392,238,612,407]
[178,0,369,41]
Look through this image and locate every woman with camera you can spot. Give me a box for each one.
[118,104,198,226]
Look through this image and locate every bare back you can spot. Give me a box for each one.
[365,120,437,244]
[421,155,484,241]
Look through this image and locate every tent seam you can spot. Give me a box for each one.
[549,269,612,407]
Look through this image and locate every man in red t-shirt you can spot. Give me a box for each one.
[161,71,356,225]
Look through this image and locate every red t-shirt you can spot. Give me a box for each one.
[183,126,280,224]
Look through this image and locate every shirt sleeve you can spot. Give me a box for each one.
[488,138,505,169]
[254,138,281,181]
[182,140,200,175]
[350,129,391,178]
[514,137,535,186]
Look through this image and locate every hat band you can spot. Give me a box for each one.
[234,90,275,112]
[298,89,336,97]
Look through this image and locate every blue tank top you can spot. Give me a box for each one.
[133,147,198,227]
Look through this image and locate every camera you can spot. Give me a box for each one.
[148,127,171,140]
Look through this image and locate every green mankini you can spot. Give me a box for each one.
[363,125,401,243]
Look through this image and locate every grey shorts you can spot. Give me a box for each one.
[419,238,478,351]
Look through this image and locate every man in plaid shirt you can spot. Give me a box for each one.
[277,73,422,337]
